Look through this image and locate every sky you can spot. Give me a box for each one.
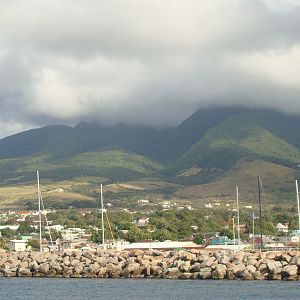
[0,0,300,138]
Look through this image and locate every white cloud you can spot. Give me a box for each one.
[0,0,300,137]
[227,45,300,89]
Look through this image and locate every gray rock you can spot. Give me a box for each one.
[212,264,227,279]
[189,263,201,273]
[199,267,212,279]
[151,266,163,277]
[38,263,50,275]
[83,252,94,261]
[178,272,193,280]
[165,267,180,279]
[281,265,298,279]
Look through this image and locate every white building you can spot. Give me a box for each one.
[276,223,289,233]
[0,225,19,231]
[291,229,300,236]
[277,236,300,243]
[9,240,28,252]
[185,205,192,210]
[61,228,86,240]
[124,240,201,250]
[138,199,149,204]
[137,217,149,226]
[49,225,64,232]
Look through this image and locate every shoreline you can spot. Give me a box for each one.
[1,249,300,280]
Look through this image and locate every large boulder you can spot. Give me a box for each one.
[38,263,50,275]
[212,264,227,279]
[83,252,94,261]
[199,267,212,279]
[151,265,163,277]
[281,265,298,280]
[165,267,180,279]
[178,272,193,280]
[129,249,144,257]
[189,263,201,273]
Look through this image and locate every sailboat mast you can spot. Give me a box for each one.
[37,170,42,253]
[295,180,300,248]
[258,176,263,251]
[232,217,236,246]
[100,184,105,245]
[236,186,240,251]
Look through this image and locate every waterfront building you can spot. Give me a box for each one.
[9,240,28,252]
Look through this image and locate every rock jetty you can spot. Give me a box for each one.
[1,249,300,280]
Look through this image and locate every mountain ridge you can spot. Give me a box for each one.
[1,106,300,198]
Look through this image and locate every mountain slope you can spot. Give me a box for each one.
[167,112,300,184]
[176,159,296,203]
[1,106,300,193]
[0,125,71,159]
[0,149,163,184]
[0,107,249,163]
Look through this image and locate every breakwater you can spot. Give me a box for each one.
[1,249,300,280]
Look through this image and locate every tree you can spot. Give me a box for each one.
[193,235,204,245]
[1,228,15,239]
[91,230,103,244]
[17,222,35,235]
[219,228,234,240]
[288,216,298,230]
[152,229,174,241]
[264,221,276,235]
[27,239,39,251]
[0,238,9,250]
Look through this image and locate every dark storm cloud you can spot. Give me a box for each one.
[0,0,300,137]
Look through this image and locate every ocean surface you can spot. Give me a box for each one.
[0,278,299,300]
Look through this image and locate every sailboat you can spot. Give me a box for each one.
[295,180,300,248]
[206,185,247,251]
[96,184,129,251]
[36,170,54,252]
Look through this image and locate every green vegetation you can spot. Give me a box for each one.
[167,113,300,185]
[1,107,300,208]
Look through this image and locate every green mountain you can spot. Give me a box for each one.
[0,149,163,184]
[0,125,71,159]
[167,112,300,184]
[1,106,300,206]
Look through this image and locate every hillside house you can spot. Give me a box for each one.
[138,199,149,204]
[276,223,289,233]
[137,217,149,226]
[61,228,86,240]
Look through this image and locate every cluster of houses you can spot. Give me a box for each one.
[6,225,95,252]
[0,209,55,222]
[1,207,300,252]
[204,222,300,251]
[136,199,193,211]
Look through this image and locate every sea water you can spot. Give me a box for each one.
[0,278,299,300]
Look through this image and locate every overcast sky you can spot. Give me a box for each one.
[0,0,300,138]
